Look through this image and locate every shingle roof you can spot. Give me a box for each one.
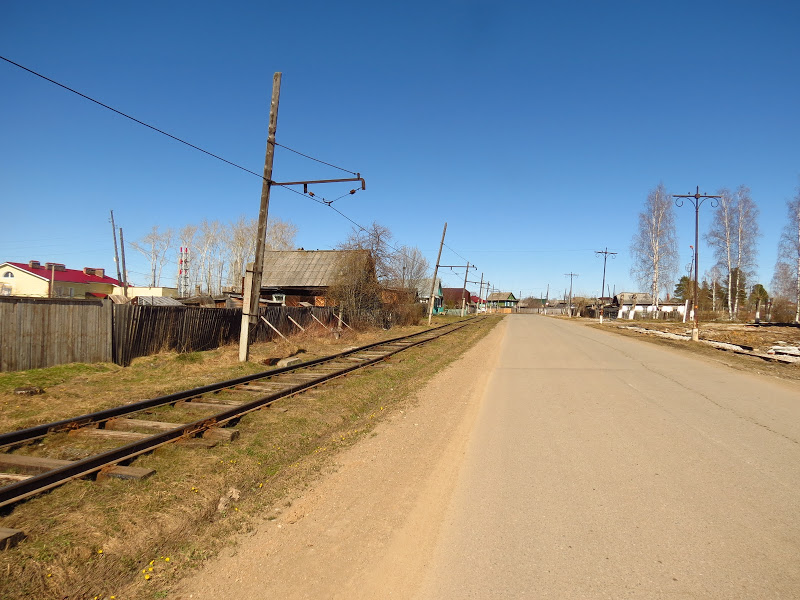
[261,250,371,288]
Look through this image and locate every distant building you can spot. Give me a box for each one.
[1,260,120,298]
[487,291,519,313]
[417,278,444,313]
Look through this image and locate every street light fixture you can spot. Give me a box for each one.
[673,186,721,342]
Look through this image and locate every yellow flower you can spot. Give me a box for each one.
[164,557,170,562]
[148,567,154,572]
[258,483,263,489]
[149,560,155,565]
[97,549,104,554]
[46,573,52,578]
[144,573,151,580]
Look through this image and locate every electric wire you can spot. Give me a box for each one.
[0,55,361,184]
[2,55,452,281]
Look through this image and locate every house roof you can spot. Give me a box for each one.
[134,296,185,306]
[3,262,120,286]
[261,250,372,289]
[471,295,485,304]
[442,287,473,305]
[416,278,442,298]
[487,292,518,302]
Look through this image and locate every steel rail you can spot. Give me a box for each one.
[0,319,475,508]
[0,320,470,449]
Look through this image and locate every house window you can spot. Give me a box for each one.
[1,284,11,296]
[68,287,74,298]
[3,271,13,278]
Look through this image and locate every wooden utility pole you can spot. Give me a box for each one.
[460,262,470,317]
[240,72,282,362]
[110,210,122,283]
[427,222,447,326]
[119,227,129,297]
[565,272,578,317]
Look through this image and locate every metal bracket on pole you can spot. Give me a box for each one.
[272,175,366,191]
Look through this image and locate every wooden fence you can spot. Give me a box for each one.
[0,297,113,372]
[1,299,340,371]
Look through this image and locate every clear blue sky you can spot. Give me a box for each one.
[2,1,799,299]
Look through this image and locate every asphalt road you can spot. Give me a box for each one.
[415,314,800,599]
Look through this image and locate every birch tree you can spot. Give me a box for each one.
[337,221,394,281]
[772,190,800,323]
[706,185,760,319]
[630,183,678,306]
[131,226,173,287]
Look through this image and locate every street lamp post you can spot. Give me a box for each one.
[673,186,720,342]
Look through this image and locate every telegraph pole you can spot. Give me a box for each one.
[595,247,617,323]
[427,223,447,326]
[109,210,122,284]
[673,186,721,342]
[240,72,282,362]
[119,228,129,297]
[460,262,470,317]
[565,272,578,317]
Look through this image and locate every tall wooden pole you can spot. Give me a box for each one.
[110,210,122,283]
[460,262,470,317]
[427,222,447,326]
[239,72,282,362]
[119,227,129,297]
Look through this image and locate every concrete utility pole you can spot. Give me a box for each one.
[240,72,282,362]
[565,272,578,317]
[673,186,721,342]
[595,247,617,323]
[427,223,447,326]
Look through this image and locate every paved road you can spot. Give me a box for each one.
[415,315,800,599]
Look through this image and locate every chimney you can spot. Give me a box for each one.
[29,260,41,269]
[46,263,66,272]
[83,267,96,276]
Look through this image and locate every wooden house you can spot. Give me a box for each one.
[487,291,519,313]
[260,249,376,307]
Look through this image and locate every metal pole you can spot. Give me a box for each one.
[673,186,721,342]
[427,222,447,326]
[240,72,282,362]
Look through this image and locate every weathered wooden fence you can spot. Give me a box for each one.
[0,297,113,372]
[1,300,340,371]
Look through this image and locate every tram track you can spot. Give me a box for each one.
[0,319,477,512]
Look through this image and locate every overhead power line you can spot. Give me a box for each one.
[1,55,428,270]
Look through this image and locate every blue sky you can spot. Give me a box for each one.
[2,1,799,299]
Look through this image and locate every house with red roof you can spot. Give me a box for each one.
[1,260,121,298]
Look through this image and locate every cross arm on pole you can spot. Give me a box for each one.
[272,175,366,192]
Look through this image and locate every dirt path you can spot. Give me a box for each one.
[176,318,508,599]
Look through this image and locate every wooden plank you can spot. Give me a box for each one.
[96,465,155,481]
[106,418,187,432]
[202,427,240,442]
[0,528,26,550]
[70,429,150,441]
[0,455,71,473]
[175,400,242,410]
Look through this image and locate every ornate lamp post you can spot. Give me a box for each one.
[673,186,720,341]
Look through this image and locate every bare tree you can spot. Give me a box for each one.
[337,221,394,281]
[131,226,173,287]
[707,185,760,319]
[772,189,800,323]
[630,183,678,305]
[388,245,430,292]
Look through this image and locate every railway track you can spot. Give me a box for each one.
[0,319,477,513]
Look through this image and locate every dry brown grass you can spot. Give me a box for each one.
[0,315,500,600]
